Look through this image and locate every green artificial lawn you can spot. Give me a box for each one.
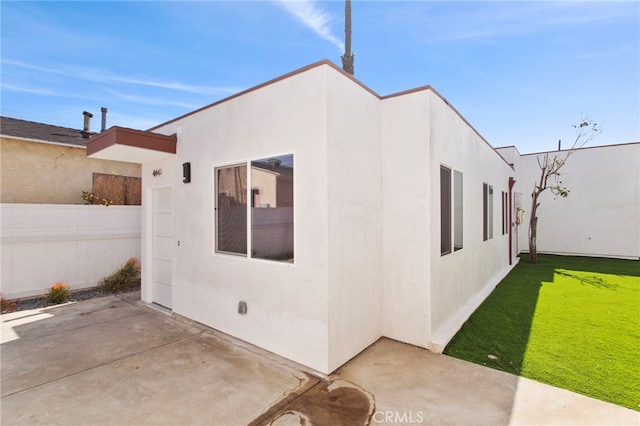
[444,254,640,411]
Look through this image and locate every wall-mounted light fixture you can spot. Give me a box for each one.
[183,162,191,183]
[152,169,162,177]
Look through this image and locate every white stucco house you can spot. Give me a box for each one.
[87,60,638,375]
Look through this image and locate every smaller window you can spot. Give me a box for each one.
[441,166,463,256]
[501,191,508,235]
[440,166,452,255]
[216,164,248,256]
[483,183,493,241]
[453,170,463,251]
[251,155,294,262]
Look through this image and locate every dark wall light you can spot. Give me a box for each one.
[183,162,191,183]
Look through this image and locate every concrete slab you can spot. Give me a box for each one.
[2,307,200,396]
[0,294,315,425]
[332,338,640,426]
[2,297,638,426]
[1,294,143,343]
[2,332,313,425]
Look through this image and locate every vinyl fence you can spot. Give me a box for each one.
[1,204,141,300]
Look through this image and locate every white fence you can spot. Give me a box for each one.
[1,204,141,300]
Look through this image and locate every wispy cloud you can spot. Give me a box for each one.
[105,89,201,110]
[1,83,57,96]
[385,1,639,45]
[2,59,240,96]
[110,77,240,96]
[274,0,344,51]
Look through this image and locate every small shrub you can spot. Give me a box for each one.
[46,282,70,304]
[1,296,17,313]
[100,258,141,292]
[81,191,112,206]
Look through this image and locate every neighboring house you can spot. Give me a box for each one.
[0,116,141,204]
[86,60,639,375]
[1,116,143,300]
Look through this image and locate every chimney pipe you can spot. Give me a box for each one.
[101,107,108,132]
[82,111,94,139]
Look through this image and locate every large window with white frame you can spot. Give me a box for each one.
[441,165,463,256]
[215,154,294,263]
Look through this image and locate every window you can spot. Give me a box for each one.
[454,170,463,251]
[501,191,508,235]
[441,165,463,256]
[440,166,452,255]
[483,183,493,241]
[251,156,294,262]
[216,154,294,263]
[216,164,247,255]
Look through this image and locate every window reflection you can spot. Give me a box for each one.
[251,155,294,262]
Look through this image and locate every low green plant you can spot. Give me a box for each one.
[81,191,112,206]
[99,258,141,292]
[46,282,70,304]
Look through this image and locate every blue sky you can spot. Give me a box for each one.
[1,1,638,154]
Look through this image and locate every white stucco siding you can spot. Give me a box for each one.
[325,70,383,372]
[427,91,515,352]
[151,66,332,373]
[380,90,432,348]
[515,143,640,259]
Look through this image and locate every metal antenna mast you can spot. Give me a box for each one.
[341,0,354,75]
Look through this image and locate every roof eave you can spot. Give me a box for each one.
[86,126,177,164]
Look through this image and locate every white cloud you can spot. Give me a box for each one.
[1,83,57,96]
[104,89,201,110]
[274,0,344,51]
[1,59,239,96]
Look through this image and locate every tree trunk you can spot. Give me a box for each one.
[529,193,539,263]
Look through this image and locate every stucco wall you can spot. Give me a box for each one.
[326,69,383,372]
[512,143,640,259]
[427,92,516,351]
[151,66,332,373]
[380,89,516,352]
[381,90,432,348]
[0,136,141,204]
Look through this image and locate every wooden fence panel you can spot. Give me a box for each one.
[92,173,141,205]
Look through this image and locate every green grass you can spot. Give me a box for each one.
[444,254,640,411]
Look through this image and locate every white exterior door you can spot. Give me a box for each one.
[152,187,173,309]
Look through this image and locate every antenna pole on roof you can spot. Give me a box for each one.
[341,0,354,75]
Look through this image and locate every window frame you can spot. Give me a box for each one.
[214,154,294,264]
[453,170,463,252]
[441,165,463,256]
[214,162,248,257]
[440,165,452,256]
[483,183,494,241]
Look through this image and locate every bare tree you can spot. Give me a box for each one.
[341,0,354,75]
[528,119,601,263]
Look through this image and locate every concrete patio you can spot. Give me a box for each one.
[1,292,637,425]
